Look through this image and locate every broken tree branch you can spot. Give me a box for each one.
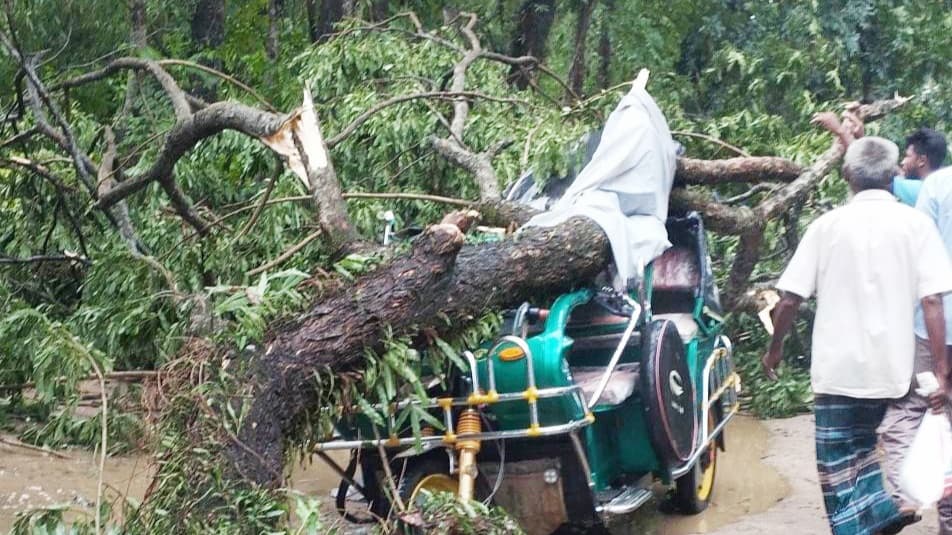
[675,156,802,185]
[4,41,146,253]
[96,102,286,209]
[722,94,911,308]
[0,253,90,266]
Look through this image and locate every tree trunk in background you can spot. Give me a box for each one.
[315,0,345,42]
[857,19,878,102]
[305,0,319,43]
[129,0,147,48]
[266,0,281,62]
[190,0,226,100]
[370,0,388,21]
[596,0,614,90]
[567,0,598,99]
[120,1,147,125]
[508,0,556,89]
[191,0,226,48]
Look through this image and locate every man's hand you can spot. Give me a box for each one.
[762,348,782,381]
[928,391,948,413]
[840,110,864,140]
[929,378,951,414]
[810,111,842,134]
[763,291,804,382]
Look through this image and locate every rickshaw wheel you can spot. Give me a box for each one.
[391,455,489,534]
[393,456,457,507]
[672,410,718,514]
[408,473,459,505]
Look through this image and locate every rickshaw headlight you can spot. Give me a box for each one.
[498,345,525,361]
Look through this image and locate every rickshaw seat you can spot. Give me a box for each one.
[571,362,640,407]
[652,246,699,291]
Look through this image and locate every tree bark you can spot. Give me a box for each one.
[508,0,556,89]
[567,0,598,99]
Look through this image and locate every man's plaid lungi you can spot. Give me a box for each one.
[815,394,901,535]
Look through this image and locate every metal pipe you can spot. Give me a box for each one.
[512,302,530,338]
[587,297,642,409]
[315,419,593,451]
[569,431,595,490]
[379,383,583,412]
[486,351,497,394]
[669,406,738,478]
[464,350,480,395]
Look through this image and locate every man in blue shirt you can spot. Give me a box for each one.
[892,128,948,206]
[880,165,952,535]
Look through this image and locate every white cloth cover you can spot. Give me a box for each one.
[521,85,677,289]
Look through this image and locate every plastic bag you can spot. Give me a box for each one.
[899,407,952,506]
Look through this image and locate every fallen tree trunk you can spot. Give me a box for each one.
[228,214,611,486]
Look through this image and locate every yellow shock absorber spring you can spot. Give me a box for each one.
[455,409,482,501]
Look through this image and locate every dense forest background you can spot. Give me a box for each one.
[0,0,949,532]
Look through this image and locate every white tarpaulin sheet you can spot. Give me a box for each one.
[521,84,678,289]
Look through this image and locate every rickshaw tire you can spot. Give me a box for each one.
[671,410,718,514]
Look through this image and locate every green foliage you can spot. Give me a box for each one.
[207,268,311,348]
[730,314,814,419]
[411,490,525,534]
[341,311,501,453]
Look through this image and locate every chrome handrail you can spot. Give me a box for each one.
[670,335,741,478]
[587,295,642,409]
[315,417,594,451]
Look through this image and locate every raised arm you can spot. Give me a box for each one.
[811,110,864,148]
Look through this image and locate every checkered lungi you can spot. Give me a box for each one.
[815,394,901,535]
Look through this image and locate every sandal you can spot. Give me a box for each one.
[879,510,922,535]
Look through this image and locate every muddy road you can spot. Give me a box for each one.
[0,414,939,534]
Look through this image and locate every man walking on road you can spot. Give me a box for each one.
[879,162,952,534]
[763,136,952,535]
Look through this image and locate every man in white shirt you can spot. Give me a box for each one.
[763,137,952,535]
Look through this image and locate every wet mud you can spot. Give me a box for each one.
[3,414,937,534]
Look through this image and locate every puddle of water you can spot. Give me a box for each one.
[288,450,352,497]
[610,414,789,534]
[0,440,152,533]
[0,416,786,534]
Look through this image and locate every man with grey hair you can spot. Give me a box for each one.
[763,136,952,535]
